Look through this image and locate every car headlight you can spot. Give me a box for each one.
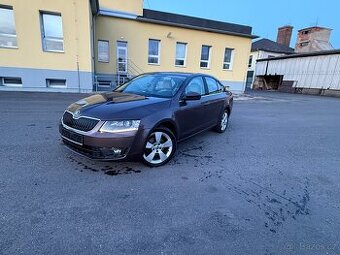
[99,120,141,133]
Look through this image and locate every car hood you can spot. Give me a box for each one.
[67,92,171,120]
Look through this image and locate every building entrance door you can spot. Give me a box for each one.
[246,71,254,89]
[117,41,128,74]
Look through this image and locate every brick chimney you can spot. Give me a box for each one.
[277,26,293,47]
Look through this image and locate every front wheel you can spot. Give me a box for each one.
[215,110,229,133]
[141,128,177,167]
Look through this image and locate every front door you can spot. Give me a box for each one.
[246,71,254,89]
[117,41,128,74]
[175,77,210,139]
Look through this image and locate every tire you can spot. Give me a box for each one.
[215,109,229,133]
[141,127,177,167]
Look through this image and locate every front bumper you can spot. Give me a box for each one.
[59,123,147,161]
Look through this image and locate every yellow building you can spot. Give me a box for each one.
[0,0,96,92]
[0,0,256,93]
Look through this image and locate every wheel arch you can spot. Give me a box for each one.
[153,119,178,139]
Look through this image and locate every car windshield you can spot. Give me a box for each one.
[114,74,186,98]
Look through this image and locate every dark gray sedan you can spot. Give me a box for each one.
[60,72,233,167]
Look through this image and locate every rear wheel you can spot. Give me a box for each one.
[215,109,229,133]
[142,127,177,167]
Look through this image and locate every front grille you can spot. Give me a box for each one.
[62,138,127,160]
[60,127,84,145]
[62,111,99,132]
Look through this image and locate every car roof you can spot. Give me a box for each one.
[143,72,210,78]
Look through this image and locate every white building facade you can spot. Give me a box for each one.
[255,50,340,96]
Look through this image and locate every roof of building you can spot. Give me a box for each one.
[257,49,340,62]
[252,39,295,54]
[298,26,332,32]
[137,9,257,39]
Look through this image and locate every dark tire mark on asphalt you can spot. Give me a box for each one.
[199,168,311,234]
[67,155,142,176]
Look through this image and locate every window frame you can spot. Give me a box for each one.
[183,76,207,97]
[248,55,253,68]
[97,40,110,63]
[0,5,18,49]
[148,39,161,65]
[200,45,211,69]
[175,42,187,67]
[223,48,234,71]
[46,78,67,88]
[204,76,224,95]
[1,77,22,87]
[40,11,64,53]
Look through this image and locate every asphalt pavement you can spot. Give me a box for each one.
[0,90,339,255]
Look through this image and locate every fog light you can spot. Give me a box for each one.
[113,149,122,155]
[99,147,123,157]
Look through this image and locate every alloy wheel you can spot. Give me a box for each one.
[143,131,173,165]
[220,112,229,131]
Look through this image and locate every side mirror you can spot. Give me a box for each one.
[223,85,230,92]
[182,92,202,101]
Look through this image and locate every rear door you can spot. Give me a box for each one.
[203,76,226,126]
[175,76,210,139]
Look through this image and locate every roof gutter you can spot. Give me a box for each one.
[90,0,99,15]
[257,49,340,62]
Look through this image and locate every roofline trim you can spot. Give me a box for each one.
[298,26,332,32]
[251,48,294,54]
[257,49,340,62]
[136,17,258,39]
[98,8,137,19]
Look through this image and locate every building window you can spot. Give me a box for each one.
[200,45,211,68]
[301,30,310,35]
[248,55,253,68]
[98,40,109,62]
[98,80,112,87]
[1,77,22,86]
[175,42,187,67]
[223,48,234,70]
[148,39,160,65]
[46,79,66,88]
[0,6,17,48]
[40,12,64,52]
[300,42,309,47]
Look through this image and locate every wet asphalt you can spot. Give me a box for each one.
[0,91,340,255]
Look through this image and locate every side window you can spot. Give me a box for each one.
[185,77,205,96]
[205,77,223,94]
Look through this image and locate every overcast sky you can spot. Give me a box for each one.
[145,0,339,48]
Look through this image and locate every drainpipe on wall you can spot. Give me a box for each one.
[92,14,97,92]
[73,0,81,92]
[77,61,81,93]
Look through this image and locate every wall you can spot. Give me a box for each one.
[0,0,93,92]
[248,51,259,71]
[95,16,252,93]
[255,54,340,90]
[247,50,285,88]
[295,27,333,53]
